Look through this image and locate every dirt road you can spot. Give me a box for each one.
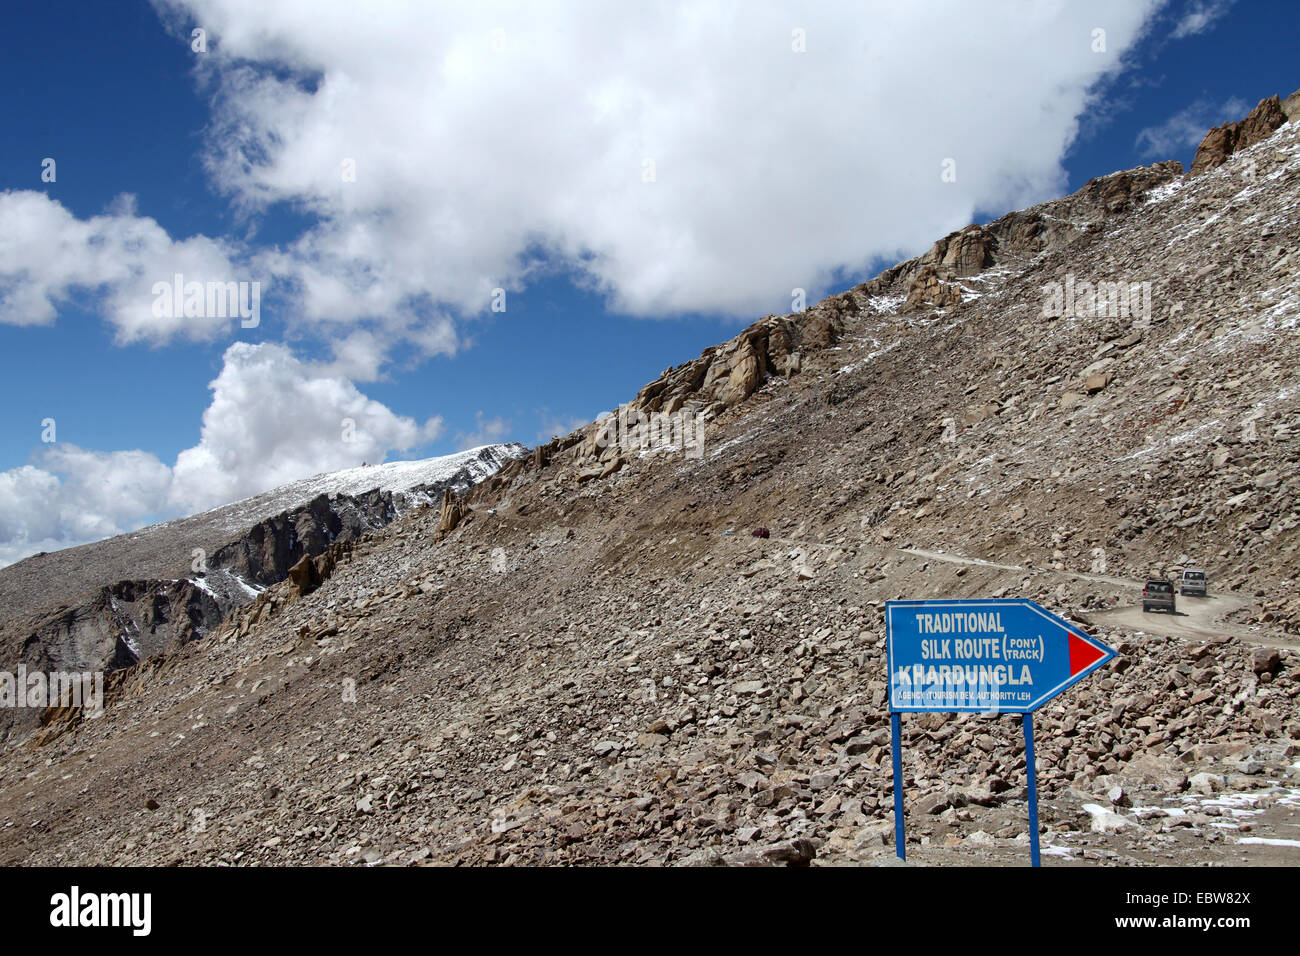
[893,546,1300,650]
[762,534,1295,650]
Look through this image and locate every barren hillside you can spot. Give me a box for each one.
[2,95,1298,867]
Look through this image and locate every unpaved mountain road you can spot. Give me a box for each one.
[1082,593,1299,650]
[903,547,1297,651]
[760,534,1296,651]
[898,546,1138,589]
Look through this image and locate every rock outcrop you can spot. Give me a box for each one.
[437,489,469,534]
[905,264,964,309]
[1191,94,1290,175]
[921,224,996,277]
[208,490,395,593]
[1,577,223,742]
[622,308,845,420]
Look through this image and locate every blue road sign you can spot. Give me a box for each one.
[886,598,1116,866]
[886,599,1115,714]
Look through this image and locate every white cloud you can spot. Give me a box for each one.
[147,0,1162,321]
[42,446,176,534]
[0,450,173,566]
[454,412,512,451]
[0,191,247,343]
[3,3,1168,364]
[1171,0,1236,39]
[0,190,461,366]
[170,342,443,510]
[1134,96,1250,158]
[312,329,392,382]
[0,343,442,566]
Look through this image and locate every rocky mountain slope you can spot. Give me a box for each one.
[0,443,525,740]
[1,93,1298,867]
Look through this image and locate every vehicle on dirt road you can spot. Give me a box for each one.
[1180,568,1208,597]
[1142,579,1177,613]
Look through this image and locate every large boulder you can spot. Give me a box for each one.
[287,554,322,596]
[1283,86,1300,123]
[799,312,839,350]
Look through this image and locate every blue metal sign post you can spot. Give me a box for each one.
[890,711,905,855]
[1022,715,1039,867]
[885,599,1115,865]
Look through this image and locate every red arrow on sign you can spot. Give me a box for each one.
[1068,631,1107,676]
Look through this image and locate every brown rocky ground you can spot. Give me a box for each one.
[1,96,1298,867]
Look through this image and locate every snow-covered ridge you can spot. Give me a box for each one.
[147,443,528,538]
[222,443,526,515]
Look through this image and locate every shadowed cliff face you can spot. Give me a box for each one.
[208,490,397,590]
[3,577,225,743]
[20,577,226,674]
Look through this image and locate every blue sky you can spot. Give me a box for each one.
[0,0,1295,564]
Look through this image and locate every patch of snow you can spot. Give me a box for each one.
[93,444,526,562]
[229,573,264,598]
[207,443,526,532]
[1037,212,1092,231]
[867,294,905,315]
[708,433,753,460]
[1114,419,1222,463]
[1143,179,1185,205]
[190,577,217,598]
[1237,837,1300,848]
[1082,803,1134,832]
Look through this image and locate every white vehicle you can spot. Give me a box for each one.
[1180,568,1208,597]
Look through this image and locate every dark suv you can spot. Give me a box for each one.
[1142,579,1177,613]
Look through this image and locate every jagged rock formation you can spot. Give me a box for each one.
[864,161,1185,313]
[206,490,395,594]
[613,309,842,416]
[1191,93,1292,175]
[905,264,965,310]
[437,489,469,534]
[216,537,359,643]
[0,443,525,624]
[477,310,847,493]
